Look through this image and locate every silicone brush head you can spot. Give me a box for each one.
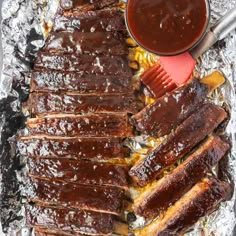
[141,52,195,98]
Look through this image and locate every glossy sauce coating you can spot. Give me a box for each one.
[27,92,137,115]
[18,137,126,160]
[44,31,128,56]
[23,1,133,234]
[60,0,118,11]
[27,159,128,188]
[54,8,125,32]
[26,114,133,137]
[31,71,133,93]
[27,178,125,215]
[133,136,230,219]
[129,103,227,186]
[34,53,132,75]
[127,0,208,55]
[132,79,209,137]
[140,178,231,236]
[25,204,113,235]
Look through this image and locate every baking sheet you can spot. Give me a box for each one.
[0,0,236,235]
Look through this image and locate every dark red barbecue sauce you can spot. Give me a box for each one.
[126,0,208,55]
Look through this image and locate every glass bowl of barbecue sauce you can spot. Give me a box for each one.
[126,0,210,56]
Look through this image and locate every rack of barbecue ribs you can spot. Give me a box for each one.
[18,1,135,235]
[17,0,233,235]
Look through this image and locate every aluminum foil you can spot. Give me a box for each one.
[0,0,236,235]
[193,1,236,235]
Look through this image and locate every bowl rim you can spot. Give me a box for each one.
[125,0,211,56]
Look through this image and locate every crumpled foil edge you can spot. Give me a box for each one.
[0,0,236,235]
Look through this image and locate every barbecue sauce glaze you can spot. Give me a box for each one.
[126,0,208,55]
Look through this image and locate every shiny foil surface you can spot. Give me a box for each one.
[0,0,236,235]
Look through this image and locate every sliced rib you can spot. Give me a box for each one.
[133,136,230,219]
[25,204,113,235]
[139,178,231,236]
[17,137,126,160]
[27,158,128,188]
[43,31,128,55]
[54,8,125,33]
[26,178,125,215]
[132,79,209,138]
[129,103,227,186]
[26,114,133,137]
[34,53,131,75]
[31,71,133,93]
[26,92,137,115]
